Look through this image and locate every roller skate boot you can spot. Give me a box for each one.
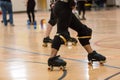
[48,55,66,71]
[27,20,31,25]
[88,51,106,65]
[42,36,53,47]
[67,37,78,46]
[33,21,37,29]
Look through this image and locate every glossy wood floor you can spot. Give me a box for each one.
[0,8,120,80]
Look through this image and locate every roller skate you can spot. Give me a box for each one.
[88,51,106,66]
[69,37,78,46]
[42,36,53,47]
[48,55,66,71]
[66,37,78,46]
[33,21,37,29]
[27,20,31,25]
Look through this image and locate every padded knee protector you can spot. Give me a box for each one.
[52,36,62,50]
[78,25,92,46]
[78,38,90,46]
[51,34,66,50]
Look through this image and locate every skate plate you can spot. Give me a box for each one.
[42,37,53,47]
[65,41,77,46]
[42,42,52,47]
[68,37,78,46]
[88,60,106,66]
[48,65,66,71]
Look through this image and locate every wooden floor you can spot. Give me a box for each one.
[0,8,120,80]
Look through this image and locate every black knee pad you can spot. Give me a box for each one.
[78,34,91,46]
[78,25,92,46]
[52,33,70,50]
[78,38,90,46]
[51,35,65,50]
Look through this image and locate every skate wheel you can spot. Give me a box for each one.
[62,66,66,71]
[88,61,93,66]
[60,67,63,70]
[99,61,106,65]
[48,66,53,71]
[42,43,48,47]
[72,42,77,46]
[60,66,66,71]
[48,67,51,70]
[65,43,68,46]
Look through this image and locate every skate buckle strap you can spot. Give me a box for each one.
[56,34,67,45]
[59,0,68,3]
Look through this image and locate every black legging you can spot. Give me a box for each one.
[54,1,72,34]
[77,1,86,17]
[51,1,92,50]
[48,7,57,26]
[27,0,36,23]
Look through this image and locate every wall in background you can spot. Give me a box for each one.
[12,0,37,12]
[115,0,120,7]
[11,0,50,12]
[37,0,47,11]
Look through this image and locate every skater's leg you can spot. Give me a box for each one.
[1,2,7,26]
[48,34,68,67]
[48,0,74,68]
[84,44,94,54]
[44,23,53,38]
[50,48,58,58]
[81,1,86,20]
[31,3,36,23]
[69,13,106,62]
[27,11,31,23]
[77,2,81,16]
[31,11,35,23]
[43,23,54,44]
[43,8,57,43]
[42,16,57,47]
[7,2,14,26]
[70,13,91,45]
[78,28,106,62]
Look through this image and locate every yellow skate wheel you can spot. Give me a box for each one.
[72,42,77,46]
[99,61,106,66]
[42,43,48,47]
[60,66,66,71]
[48,66,53,71]
[88,61,93,66]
